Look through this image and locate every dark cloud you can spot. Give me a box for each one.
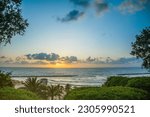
[118,0,148,13]
[60,56,78,63]
[85,56,142,65]
[110,57,142,64]
[58,10,85,22]
[86,56,96,62]
[105,57,113,63]
[94,0,109,15]
[70,0,91,8]
[25,53,59,61]
[86,57,106,64]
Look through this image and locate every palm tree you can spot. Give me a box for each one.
[65,84,71,95]
[24,77,42,93]
[56,84,64,99]
[47,85,58,100]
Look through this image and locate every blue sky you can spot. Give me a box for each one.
[0,0,150,68]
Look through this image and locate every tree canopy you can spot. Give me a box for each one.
[131,27,150,70]
[0,0,28,45]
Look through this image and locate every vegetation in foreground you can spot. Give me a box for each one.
[0,87,41,100]
[65,76,150,100]
[104,76,150,93]
[64,86,149,100]
[1,70,150,100]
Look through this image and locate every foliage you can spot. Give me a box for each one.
[23,77,49,99]
[0,0,28,45]
[103,76,129,87]
[64,86,149,100]
[56,84,64,99]
[24,77,42,92]
[24,77,71,100]
[131,27,150,70]
[126,77,150,93]
[0,87,41,100]
[103,76,150,93]
[47,85,59,100]
[0,71,13,88]
[65,84,71,95]
[37,84,48,99]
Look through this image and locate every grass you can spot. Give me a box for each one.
[64,86,149,100]
[0,87,41,100]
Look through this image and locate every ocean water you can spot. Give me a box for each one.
[0,67,150,86]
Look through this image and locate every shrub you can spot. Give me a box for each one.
[104,76,129,87]
[64,86,149,100]
[0,87,41,100]
[0,71,13,88]
[126,77,150,93]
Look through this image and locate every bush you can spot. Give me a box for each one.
[64,86,149,100]
[104,76,150,92]
[0,71,13,88]
[126,77,150,93]
[104,76,129,87]
[0,87,41,100]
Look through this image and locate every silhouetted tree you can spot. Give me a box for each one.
[0,0,28,45]
[131,27,150,70]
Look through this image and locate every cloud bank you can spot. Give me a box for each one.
[0,52,142,67]
[26,53,59,61]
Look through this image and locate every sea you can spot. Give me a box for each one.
[0,67,150,87]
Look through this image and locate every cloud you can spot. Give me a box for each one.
[31,61,48,65]
[94,0,109,15]
[69,0,91,8]
[14,56,29,64]
[85,56,142,65]
[0,56,14,64]
[118,0,148,13]
[58,0,110,22]
[86,56,96,62]
[58,10,85,22]
[59,56,78,63]
[25,53,59,61]
[110,57,142,64]
[0,54,142,67]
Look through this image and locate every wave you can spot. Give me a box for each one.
[11,75,78,78]
[117,73,150,75]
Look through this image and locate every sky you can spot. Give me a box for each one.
[0,0,150,68]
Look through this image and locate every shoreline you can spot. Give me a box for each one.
[12,74,150,89]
